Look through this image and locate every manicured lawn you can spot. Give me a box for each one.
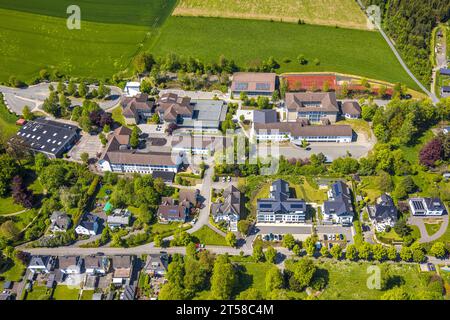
[191,225,228,246]
[52,285,80,300]
[0,196,24,215]
[174,0,368,30]
[359,176,383,204]
[425,221,443,237]
[377,229,402,244]
[80,290,94,300]
[313,260,428,300]
[10,209,38,231]
[151,16,418,90]
[0,95,19,139]
[338,119,373,139]
[0,258,26,282]
[111,106,127,127]
[0,0,177,83]
[24,285,52,300]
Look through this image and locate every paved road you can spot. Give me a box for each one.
[356,0,438,103]
[408,215,449,243]
[279,143,371,161]
[0,83,122,115]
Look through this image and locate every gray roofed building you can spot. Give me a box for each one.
[368,194,398,232]
[442,86,450,97]
[253,109,278,124]
[8,118,79,158]
[408,197,446,216]
[28,255,56,273]
[121,93,154,125]
[171,136,229,155]
[285,92,339,123]
[75,213,99,236]
[50,211,72,233]
[112,255,134,286]
[341,101,362,119]
[144,253,168,276]
[211,186,242,231]
[121,284,136,300]
[323,181,354,225]
[84,255,110,275]
[257,179,306,224]
[58,256,83,274]
[107,209,131,229]
[231,72,277,96]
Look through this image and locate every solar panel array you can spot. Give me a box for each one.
[235,82,249,90]
[412,200,424,210]
[255,82,270,91]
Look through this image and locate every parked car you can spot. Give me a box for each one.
[329,243,333,249]
[339,234,344,240]
[323,235,328,241]
[227,176,231,182]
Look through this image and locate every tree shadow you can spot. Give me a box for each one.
[233,264,253,296]
[385,275,405,290]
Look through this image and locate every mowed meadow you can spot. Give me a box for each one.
[0,0,177,83]
[174,0,370,30]
[150,16,418,90]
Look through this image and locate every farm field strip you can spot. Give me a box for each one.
[174,0,369,30]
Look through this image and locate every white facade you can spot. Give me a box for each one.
[408,198,445,216]
[124,82,141,97]
[252,128,352,143]
[75,225,96,236]
[98,160,179,175]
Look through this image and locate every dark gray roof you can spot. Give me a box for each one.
[369,194,398,222]
[144,254,168,273]
[152,171,175,183]
[253,109,278,124]
[122,284,136,300]
[323,181,354,217]
[50,211,71,230]
[424,198,446,212]
[211,186,242,219]
[10,118,78,157]
[257,179,306,214]
[440,68,450,76]
[111,255,133,269]
[442,86,450,92]
[79,213,99,231]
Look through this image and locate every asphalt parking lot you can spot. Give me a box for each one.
[255,224,313,241]
[316,225,354,244]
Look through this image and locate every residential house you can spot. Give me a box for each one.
[98,126,184,174]
[408,198,446,216]
[112,255,134,286]
[256,179,307,224]
[84,255,110,275]
[75,213,99,236]
[157,197,189,223]
[121,93,154,125]
[285,92,339,123]
[231,72,277,96]
[49,211,71,233]
[28,256,56,274]
[124,82,141,97]
[144,253,168,277]
[323,181,354,225]
[252,122,353,143]
[155,94,227,131]
[211,185,242,231]
[440,68,450,76]
[121,284,137,300]
[107,209,131,229]
[341,101,362,119]
[8,119,79,159]
[368,194,398,232]
[58,256,83,275]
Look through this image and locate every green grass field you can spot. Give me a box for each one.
[80,290,94,300]
[0,196,24,215]
[52,285,80,300]
[0,94,19,138]
[316,260,429,300]
[24,286,52,300]
[0,0,177,83]
[151,16,418,90]
[174,0,369,30]
[425,222,443,237]
[191,225,228,246]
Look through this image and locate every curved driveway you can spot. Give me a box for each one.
[408,215,449,243]
[0,83,122,115]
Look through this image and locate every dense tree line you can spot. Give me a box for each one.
[363,0,450,85]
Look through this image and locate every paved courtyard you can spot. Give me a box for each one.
[68,134,104,161]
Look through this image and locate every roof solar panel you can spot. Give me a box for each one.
[412,200,424,210]
[259,204,272,209]
[235,82,249,90]
[290,204,304,209]
[255,83,270,90]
